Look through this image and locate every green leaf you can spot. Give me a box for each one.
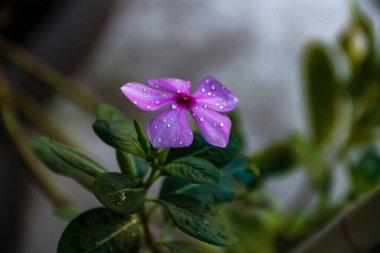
[303,42,339,145]
[116,151,138,180]
[158,241,206,253]
[350,149,380,193]
[93,173,144,215]
[133,120,152,152]
[251,142,296,180]
[93,119,146,158]
[58,208,141,253]
[30,138,94,190]
[161,158,256,204]
[95,102,126,121]
[163,157,220,184]
[155,194,238,246]
[33,137,106,177]
[166,132,239,168]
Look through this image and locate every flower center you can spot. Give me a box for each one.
[176,94,195,108]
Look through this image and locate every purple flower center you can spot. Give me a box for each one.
[175,93,195,109]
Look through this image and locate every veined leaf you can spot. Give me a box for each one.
[33,136,106,177]
[166,132,239,168]
[93,173,144,215]
[133,120,152,152]
[161,158,256,204]
[58,208,141,253]
[155,194,238,246]
[30,138,94,190]
[93,120,146,158]
[163,157,220,184]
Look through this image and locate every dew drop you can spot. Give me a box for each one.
[189,132,193,136]
[143,88,147,92]
[211,84,216,90]
[167,124,171,128]
[177,89,181,93]
[179,140,184,145]
[195,106,199,110]
[146,105,151,109]
[219,105,224,109]
[158,137,162,142]
[133,101,137,104]
[192,112,196,117]
[163,118,167,122]
[207,92,212,96]
[201,88,205,93]
[155,100,160,104]
[172,104,177,109]
[220,122,224,127]
[204,104,208,109]
[154,125,158,129]
[234,97,239,102]
[200,117,204,122]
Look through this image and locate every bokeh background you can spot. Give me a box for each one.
[1,0,379,252]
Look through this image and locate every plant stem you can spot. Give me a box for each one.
[139,210,162,253]
[0,70,76,211]
[0,38,101,113]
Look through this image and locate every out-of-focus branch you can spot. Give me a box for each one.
[289,185,380,253]
[0,70,76,211]
[0,38,101,113]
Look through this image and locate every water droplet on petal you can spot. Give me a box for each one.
[163,118,167,122]
[200,117,204,122]
[154,125,158,129]
[219,105,224,109]
[155,100,160,104]
[179,140,184,145]
[204,104,208,109]
[177,89,181,93]
[234,97,239,102]
[158,137,162,142]
[172,104,177,109]
[133,101,137,104]
[195,106,199,110]
[211,85,216,90]
[206,78,210,83]
[207,92,212,96]
[220,122,224,127]
[192,112,196,117]
[201,88,205,93]
[143,88,147,92]
[147,105,151,109]
[167,124,171,128]
[126,83,131,87]
[189,132,193,136]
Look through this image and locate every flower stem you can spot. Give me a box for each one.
[139,209,162,253]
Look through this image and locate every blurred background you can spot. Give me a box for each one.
[0,0,379,252]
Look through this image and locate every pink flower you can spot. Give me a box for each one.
[121,76,239,148]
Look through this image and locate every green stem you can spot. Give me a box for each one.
[0,38,101,113]
[139,210,162,253]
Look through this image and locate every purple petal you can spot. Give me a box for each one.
[189,105,231,147]
[121,82,176,111]
[147,103,193,148]
[147,78,191,95]
[192,76,239,112]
